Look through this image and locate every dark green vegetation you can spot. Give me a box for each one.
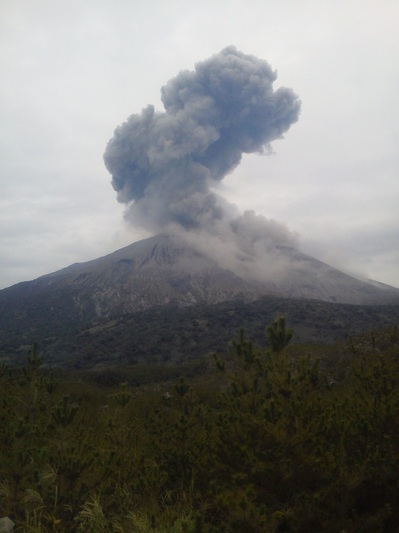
[2,295,399,368]
[1,322,398,532]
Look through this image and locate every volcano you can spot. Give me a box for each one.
[1,234,398,366]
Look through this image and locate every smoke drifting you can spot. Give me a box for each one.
[104,46,301,280]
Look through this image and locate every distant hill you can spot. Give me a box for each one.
[1,234,398,367]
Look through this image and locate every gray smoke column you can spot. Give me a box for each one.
[104,47,301,279]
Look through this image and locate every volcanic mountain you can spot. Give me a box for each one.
[1,234,398,366]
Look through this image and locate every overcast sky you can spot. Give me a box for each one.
[1,0,398,290]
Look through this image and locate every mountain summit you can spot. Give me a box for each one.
[1,234,398,314]
[1,234,398,366]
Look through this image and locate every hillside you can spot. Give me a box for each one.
[1,294,399,368]
[1,234,399,367]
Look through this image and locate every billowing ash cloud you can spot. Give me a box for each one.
[104,46,301,280]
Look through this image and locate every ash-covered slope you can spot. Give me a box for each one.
[0,236,399,364]
[261,245,399,304]
[0,235,263,318]
[0,235,260,345]
[1,234,399,320]
[0,234,398,365]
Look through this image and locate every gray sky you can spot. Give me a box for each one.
[1,0,398,290]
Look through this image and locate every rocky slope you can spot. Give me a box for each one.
[1,234,398,365]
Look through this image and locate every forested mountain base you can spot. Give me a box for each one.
[0,325,398,532]
[3,296,399,368]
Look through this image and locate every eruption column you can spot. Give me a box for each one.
[104,46,301,279]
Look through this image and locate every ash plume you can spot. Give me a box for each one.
[104,46,301,280]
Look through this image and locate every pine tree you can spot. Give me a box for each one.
[267,316,293,353]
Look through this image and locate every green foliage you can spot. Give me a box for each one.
[267,315,293,352]
[0,326,398,532]
[52,395,79,427]
[5,294,399,368]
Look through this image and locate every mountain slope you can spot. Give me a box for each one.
[1,234,398,366]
